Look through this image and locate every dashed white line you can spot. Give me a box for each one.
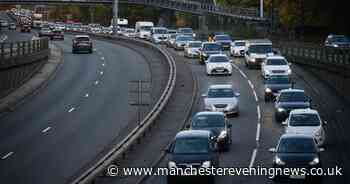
[85,93,89,98]
[68,107,75,113]
[249,149,258,168]
[248,80,254,90]
[239,70,247,79]
[257,105,261,121]
[1,152,14,160]
[93,49,97,52]
[256,123,261,141]
[253,90,258,102]
[101,57,105,60]
[102,63,105,67]
[94,80,99,85]
[42,127,51,133]
[99,71,104,75]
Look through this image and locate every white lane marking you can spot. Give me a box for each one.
[93,49,97,52]
[248,80,254,89]
[42,127,51,133]
[256,123,261,141]
[99,71,104,75]
[253,90,258,102]
[68,107,75,113]
[249,149,258,168]
[101,57,105,60]
[102,63,105,67]
[85,93,89,98]
[1,152,14,160]
[94,80,99,85]
[239,70,247,79]
[257,105,261,121]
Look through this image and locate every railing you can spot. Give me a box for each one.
[0,38,49,69]
[0,0,264,20]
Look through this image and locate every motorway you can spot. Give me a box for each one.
[142,46,349,184]
[0,34,153,184]
[0,11,34,43]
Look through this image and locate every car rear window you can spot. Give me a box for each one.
[278,137,317,153]
[289,114,320,126]
[75,37,90,41]
[173,138,209,154]
[192,115,225,128]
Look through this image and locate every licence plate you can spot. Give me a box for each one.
[290,175,305,179]
[217,69,224,72]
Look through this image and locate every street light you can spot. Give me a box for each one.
[260,0,264,18]
[113,0,119,33]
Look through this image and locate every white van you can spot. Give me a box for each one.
[135,21,154,40]
[244,39,274,69]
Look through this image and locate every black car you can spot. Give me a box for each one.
[269,134,324,182]
[188,112,232,151]
[199,42,222,64]
[38,27,52,38]
[72,35,93,54]
[214,34,232,50]
[274,89,311,123]
[264,76,293,102]
[165,130,219,184]
[51,30,64,40]
[324,35,350,48]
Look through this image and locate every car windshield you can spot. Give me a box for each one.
[76,37,90,41]
[278,137,317,153]
[215,35,231,41]
[249,44,273,54]
[265,77,290,84]
[177,36,194,41]
[210,56,229,63]
[126,29,134,33]
[279,91,308,102]
[289,114,320,126]
[330,36,349,43]
[189,42,202,48]
[203,43,221,51]
[140,26,152,31]
[154,29,167,34]
[179,28,193,34]
[192,115,225,128]
[208,88,234,98]
[235,42,245,46]
[173,138,209,154]
[41,28,50,31]
[266,59,287,65]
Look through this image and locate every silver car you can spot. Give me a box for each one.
[203,85,240,116]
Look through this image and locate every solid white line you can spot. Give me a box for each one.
[239,70,247,79]
[257,105,261,121]
[249,149,258,168]
[42,127,51,133]
[94,81,99,85]
[253,90,258,102]
[248,80,254,89]
[1,152,14,160]
[68,107,75,113]
[256,123,261,141]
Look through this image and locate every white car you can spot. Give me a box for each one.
[283,109,326,146]
[205,54,233,76]
[122,28,136,37]
[184,41,202,58]
[151,27,168,44]
[203,84,240,116]
[261,55,291,79]
[230,40,246,57]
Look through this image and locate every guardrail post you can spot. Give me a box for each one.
[0,44,4,60]
[17,42,20,56]
[10,43,13,57]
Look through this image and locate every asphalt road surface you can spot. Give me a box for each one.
[0,11,33,43]
[0,34,152,184]
[143,47,348,184]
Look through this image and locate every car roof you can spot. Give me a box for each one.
[234,40,246,42]
[175,130,211,139]
[209,54,228,58]
[248,39,272,45]
[280,133,314,140]
[209,84,233,89]
[266,55,286,60]
[290,108,319,115]
[280,88,304,93]
[194,111,225,116]
[214,34,230,37]
[202,42,220,45]
[75,35,90,38]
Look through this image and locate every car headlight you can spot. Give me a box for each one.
[275,156,285,165]
[309,157,319,166]
[201,161,211,168]
[287,69,292,75]
[315,129,322,137]
[218,130,227,139]
[333,44,339,47]
[168,161,177,168]
[225,103,235,111]
[250,58,256,62]
[265,70,270,75]
[193,33,196,37]
[265,88,272,93]
[277,108,285,112]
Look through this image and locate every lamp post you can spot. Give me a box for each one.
[113,0,119,33]
[260,0,264,18]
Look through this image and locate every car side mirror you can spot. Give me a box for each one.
[229,59,233,63]
[281,121,287,126]
[245,51,249,55]
[185,124,190,129]
[323,121,328,126]
[268,148,276,153]
[288,63,292,66]
[201,93,207,97]
[164,147,171,153]
[235,92,240,97]
[228,124,232,128]
[318,147,325,152]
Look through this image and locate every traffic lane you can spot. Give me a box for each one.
[145,49,259,184]
[3,29,35,42]
[0,35,151,184]
[232,58,347,183]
